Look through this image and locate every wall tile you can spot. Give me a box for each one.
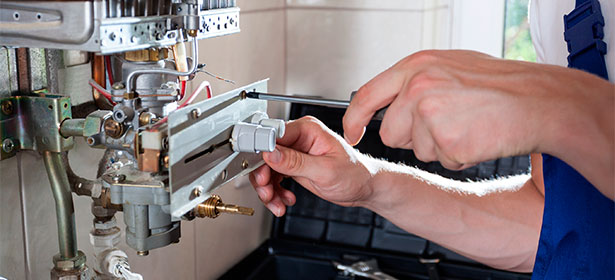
[0,156,26,280]
[238,0,285,12]
[286,0,425,10]
[286,9,424,101]
[193,10,287,119]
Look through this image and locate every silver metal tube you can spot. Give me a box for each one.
[43,151,78,260]
[248,92,351,108]
[59,119,85,138]
[125,38,199,93]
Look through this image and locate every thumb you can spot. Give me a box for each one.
[263,145,320,178]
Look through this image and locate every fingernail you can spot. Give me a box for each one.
[343,133,354,145]
[282,196,292,206]
[256,187,266,201]
[268,148,281,164]
[254,172,263,184]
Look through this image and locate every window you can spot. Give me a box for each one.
[503,0,536,62]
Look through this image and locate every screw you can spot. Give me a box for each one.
[156,33,164,40]
[221,169,228,181]
[163,155,170,169]
[112,174,126,184]
[192,187,202,198]
[189,108,200,120]
[1,100,13,115]
[104,118,124,139]
[241,159,249,169]
[109,32,116,41]
[2,139,15,153]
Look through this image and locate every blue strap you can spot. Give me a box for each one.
[564,0,609,79]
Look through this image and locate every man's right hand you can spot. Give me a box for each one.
[249,116,377,216]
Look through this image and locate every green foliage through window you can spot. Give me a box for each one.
[504,0,536,62]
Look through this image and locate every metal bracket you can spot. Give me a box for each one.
[0,95,73,160]
[167,79,268,219]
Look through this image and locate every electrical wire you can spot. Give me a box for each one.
[180,80,187,100]
[88,79,116,105]
[151,81,212,129]
[104,56,114,87]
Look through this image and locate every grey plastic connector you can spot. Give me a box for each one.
[258,119,286,138]
[231,122,276,153]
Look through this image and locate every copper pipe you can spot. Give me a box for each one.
[91,54,113,110]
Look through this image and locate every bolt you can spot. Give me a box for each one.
[189,108,201,120]
[241,159,249,170]
[187,29,198,37]
[1,100,13,115]
[109,32,116,41]
[112,174,126,184]
[221,169,228,181]
[2,139,15,153]
[239,91,247,100]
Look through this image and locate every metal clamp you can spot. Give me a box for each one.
[0,95,73,160]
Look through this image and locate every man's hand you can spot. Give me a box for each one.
[343,50,614,200]
[250,116,376,216]
[344,50,552,170]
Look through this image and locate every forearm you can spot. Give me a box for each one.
[357,157,543,272]
[536,66,614,200]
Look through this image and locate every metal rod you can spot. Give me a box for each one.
[125,37,198,93]
[43,151,78,260]
[59,119,85,138]
[246,92,350,108]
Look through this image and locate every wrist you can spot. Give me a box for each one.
[353,154,401,212]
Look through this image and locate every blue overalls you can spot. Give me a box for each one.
[532,0,614,278]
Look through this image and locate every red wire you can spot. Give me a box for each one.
[104,56,114,87]
[88,79,116,105]
[152,82,212,129]
[180,80,186,99]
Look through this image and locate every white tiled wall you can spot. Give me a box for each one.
[1,1,506,279]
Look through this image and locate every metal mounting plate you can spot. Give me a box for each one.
[167,80,268,219]
[0,95,73,160]
[0,1,240,54]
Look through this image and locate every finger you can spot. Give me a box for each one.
[343,66,406,146]
[263,145,322,179]
[274,183,296,206]
[265,195,287,217]
[252,164,271,186]
[253,183,275,203]
[276,117,329,153]
[379,89,415,149]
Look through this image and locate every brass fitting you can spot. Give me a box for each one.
[187,29,198,37]
[139,112,156,126]
[194,195,254,219]
[103,118,124,139]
